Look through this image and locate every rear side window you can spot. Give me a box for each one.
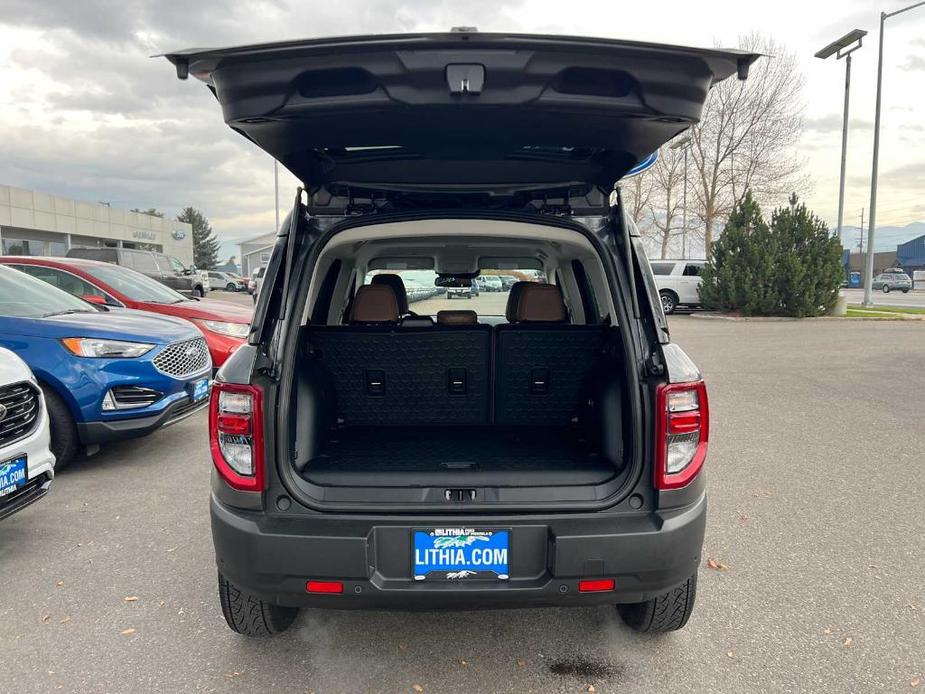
[650,262,675,276]
[683,263,702,277]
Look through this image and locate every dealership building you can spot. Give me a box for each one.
[239,231,276,276]
[0,185,194,265]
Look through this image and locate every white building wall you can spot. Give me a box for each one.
[0,185,194,265]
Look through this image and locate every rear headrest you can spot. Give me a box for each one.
[349,284,400,324]
[437,310,478,326]
[370,273,409,314]
[504,281,530,323]
[513,283,568,323]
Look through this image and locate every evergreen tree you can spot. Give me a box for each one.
[699,191,843,317]
[177,206,220,270]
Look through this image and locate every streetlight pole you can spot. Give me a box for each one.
[669,135,692,259]
[864,1,925,306]
[814,30,866,245]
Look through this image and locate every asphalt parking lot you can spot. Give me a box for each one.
[2,314,923,693]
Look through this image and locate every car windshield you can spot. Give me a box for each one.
[0,265,99,318]
[364,265,548,319]
[81,263,188,303]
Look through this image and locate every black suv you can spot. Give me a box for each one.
[167,32,756,636]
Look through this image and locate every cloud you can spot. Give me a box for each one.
[804,113,872,134]
[900,55,925,72]
[878,161,925,191]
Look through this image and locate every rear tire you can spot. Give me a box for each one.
[218,572,297,637]
[617,573,697,633]
[882,285,890,293]
[40,385,79,470]
[660,290,678,315]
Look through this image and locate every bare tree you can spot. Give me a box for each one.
[647,145,688,258]
[690,33,807,254]
[621,171,655,226]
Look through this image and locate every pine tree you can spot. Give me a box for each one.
[177,206,220,270]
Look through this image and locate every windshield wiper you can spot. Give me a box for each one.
[42,308,95,317]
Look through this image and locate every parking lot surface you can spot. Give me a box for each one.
[1,316,922,693]
[842,287,925,309]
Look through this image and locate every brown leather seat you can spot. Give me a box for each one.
[437,310,478,326]
[508,282,568,323]
[504,281,530,323]
[371,273,410,314]
[349,284,400,324]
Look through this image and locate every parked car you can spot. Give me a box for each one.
[209,271,247,292]
[65,247,209,297]
[0,265,213,467]
[650,260,706,314]
[499,275,517,291]
[446,279,479,299]
[249,266,266,301]
[872,272,912,294]
[167,31,752,636]
[0,347,55,521]
[1,257,251,369]
[478,274,503,292]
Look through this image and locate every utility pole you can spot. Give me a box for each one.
[859,208,865,256]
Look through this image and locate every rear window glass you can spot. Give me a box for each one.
[650,262,675,275]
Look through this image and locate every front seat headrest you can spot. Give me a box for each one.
[504,281,531,323]
[513,283,568,323]
[437,310,478,326]
[349,284,400,324]
[371,273,409,314]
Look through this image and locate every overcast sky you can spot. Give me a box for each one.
[1,0,923,261]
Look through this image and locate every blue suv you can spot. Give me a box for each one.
[0,265,212,467]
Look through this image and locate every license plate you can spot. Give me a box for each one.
[189,378,209,402]
[413,528,509,581]
[0,456,28,498]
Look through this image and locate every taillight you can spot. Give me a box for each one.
[209,383,265,492]
[655,380,709,490]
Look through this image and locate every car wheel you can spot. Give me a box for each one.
[226,282,236,292]
[40,385,79,469]
[882,285,890,293]
[218,572,297,637]
[617,573,697,633]
[902,289,910,294]
[660,290,678,315]
[194,286,205,298]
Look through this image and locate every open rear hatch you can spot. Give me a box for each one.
[164,31,758,205]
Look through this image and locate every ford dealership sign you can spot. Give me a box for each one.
[172,229,187,241]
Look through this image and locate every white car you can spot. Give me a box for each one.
[0,347,55,520]
[650,260,705,314]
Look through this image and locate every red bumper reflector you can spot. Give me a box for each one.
[578,578,615,593]
[306,580,344,594]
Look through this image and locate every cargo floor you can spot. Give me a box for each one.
[303,426,618,487]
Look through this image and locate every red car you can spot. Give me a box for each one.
[0,256,252,368]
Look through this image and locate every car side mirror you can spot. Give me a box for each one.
[81,294,108,305]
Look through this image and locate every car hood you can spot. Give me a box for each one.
[164,32,758,208]
[0,309,202,344]
[140,299,252,323]
[0,346,34,384]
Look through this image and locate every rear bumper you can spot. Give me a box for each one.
[77,395,208,444]
[211,492,706,609]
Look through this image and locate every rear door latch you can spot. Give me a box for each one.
[446,64,485,94]
[444,489,477,502]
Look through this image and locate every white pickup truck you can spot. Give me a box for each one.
[650,260,706,314]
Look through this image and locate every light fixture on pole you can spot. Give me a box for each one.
[864,1,925,307]
[814,29,866,249]
[669,135,692,259]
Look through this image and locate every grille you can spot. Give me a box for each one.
[0,382,40,447]
[152,338,211,379]
[111,386,163,409]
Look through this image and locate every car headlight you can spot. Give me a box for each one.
[61,338,155,358]
[201,320,250,339]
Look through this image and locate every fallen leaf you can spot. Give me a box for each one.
[41,615,50,623]
[842,637,853,648]
[120,628,136,636]
[588,686,596,693]
[124,596,139,602]
[706,557,729,571]
[225,672,244,679]
[55,581,64,587]
[412,686,424,693]
[823,628,832,635]
[166,546,178,553]
[517,660,526,667]
[910,677,920,688]
[726,651,735,658]
[59,616,71,624]
[158,601,165,607]
[459,659,468,666]
[398,643,408,651]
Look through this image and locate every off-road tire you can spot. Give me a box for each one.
[218,572,297,637]
[617,573,697,633]
[660,290,678,315]
[40,385,79,469]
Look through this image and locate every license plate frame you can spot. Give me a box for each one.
[189,378,209,402]
[0,456,28,498]
[412,528,510,581]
